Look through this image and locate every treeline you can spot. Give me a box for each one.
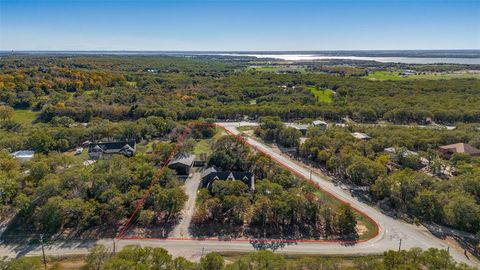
[255,116,302,147]
[1,245,475,270]
[192,136,358,239]
[0,115,177,153]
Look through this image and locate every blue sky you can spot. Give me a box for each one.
[1,0,479,50]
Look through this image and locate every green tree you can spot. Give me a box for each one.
[0,105,14,121]
[83,244,108,270]
[337,204,357,236]
[347,156,386,185]
[200,252,224,270]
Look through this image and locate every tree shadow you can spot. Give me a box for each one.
[249,239,298,251]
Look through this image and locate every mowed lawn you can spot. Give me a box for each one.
[306,86,334,103]
[12,109,37,125]
[366,71,480,81]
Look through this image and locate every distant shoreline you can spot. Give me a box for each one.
[1,50,480,64]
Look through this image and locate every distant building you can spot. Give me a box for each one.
[11,150,34,164]
[351,132,371,140]
[201,166,255,191]
[286,123,310,135]
[168,154,195,176]
[88,141,136,160]
[439,143,480,158]
[312,120,328,131]
[384,147,418,157]
[145,68,159,73]
[401,70,416,77]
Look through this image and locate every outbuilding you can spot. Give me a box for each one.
[168,154,195,176]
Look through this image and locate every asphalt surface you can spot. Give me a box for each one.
[0,122,478,268]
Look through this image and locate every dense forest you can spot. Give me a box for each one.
[1,56,479,127]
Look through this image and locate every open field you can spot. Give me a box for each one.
[366,71,480,81]
[12,109,37,125]
[306,86,334,103]
[194,139,213,155]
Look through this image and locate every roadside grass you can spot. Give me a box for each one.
[314,189,377,241]
[12,109,37,125]
[306,87,334,103]
[366,71,480,81]
[219,251,383,266]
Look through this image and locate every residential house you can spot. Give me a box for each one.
[87,141,136,160]
[439,143,480,158]
[201,166,255,191]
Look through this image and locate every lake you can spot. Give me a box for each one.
[215,53,480,65]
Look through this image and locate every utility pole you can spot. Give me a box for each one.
[398,238,402,252]
[40,234,47,269]
[309,170,312,181]
[112,238,116,254]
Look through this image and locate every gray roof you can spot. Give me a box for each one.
[168,154,195,167]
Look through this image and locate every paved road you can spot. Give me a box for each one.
[169,170,202,238]
[218,122,479,268]
[0,122,478,268]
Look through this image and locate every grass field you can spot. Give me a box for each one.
[194,139,213,155]
[12,109,37,125]
[366,71,480,81]
[306,87,334,103]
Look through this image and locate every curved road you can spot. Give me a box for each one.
[0,122,478,268]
